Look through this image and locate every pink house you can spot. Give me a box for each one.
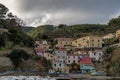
[79,57,92,64]
[35,48,45,56]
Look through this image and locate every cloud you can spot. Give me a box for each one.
[0,0,120,27]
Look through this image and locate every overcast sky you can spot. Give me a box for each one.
[0,0,120,27]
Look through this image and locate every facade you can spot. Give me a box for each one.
[72,36,103,48]
[73,50,88,54]
[43,52,56,61]
[88,50,104,62]
[66,54,79,65]
[53,50,67,63]
[80,64,95,73]
[103,33,115,40]
[79,56,92,64]
[52,62,65,72]
[56,38,73,48]
[34,48,45,56]
[66,54,89,65]
[116,30,120,37]
[79,56,95,73]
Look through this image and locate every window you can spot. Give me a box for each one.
[98,40,100,42]
[59,64,61,66]
[73,60,75,63]
[98,44,99,46]
[60,42,62,44]
[66,42,67,44]
[92,39,94,42]
[68,60,70,63]
[75,41,77,43]
[54,64,56,66]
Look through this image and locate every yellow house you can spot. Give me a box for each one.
[43,52,56,62]
[56,38,73,47]
[72,36,103,48]
[116,30,120,37]
[103,33,115,40]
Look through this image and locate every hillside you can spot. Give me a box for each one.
[28,25,54,39]
[105,47,120,76]
[0,3,34,49]
[22,26,35,33]
[28,16,120,40]
[28,24,108,39]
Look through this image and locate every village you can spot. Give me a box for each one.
[34,29,120,76]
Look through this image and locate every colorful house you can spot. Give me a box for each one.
[56,38,73,48]
[53,49,67,63]
[79,56,92,64]
[80,63,95,73]
[34,48,45,56]
[79,57,95,73]
[88,49,104,62]
[72,36,103,48]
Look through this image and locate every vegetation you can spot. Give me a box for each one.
[104,47,120,76]
[0,3,34,48]
[69,63,80,73]
[7,49,30,70]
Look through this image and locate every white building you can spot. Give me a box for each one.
[52,62,65,72]
[66,54,79,65]
[53,50,67,63]
[88,50,104,62]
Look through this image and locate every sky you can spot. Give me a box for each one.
[0,0,120,27]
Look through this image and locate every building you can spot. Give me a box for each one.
[80,63,95,73]
[34,48,45,56]
[103,33,115,40]
[116,29,120,37]
[66,54,89,65]
[35,40,50,50]
[79,56,95,73]
[52,61,65,72]
[73,50,88,54]
[66,54,79,65]
[72,36,103,48]
[79,56,92,64]
[43,52,56,62]
[56,38,73,48]
[88,50,104,62]
[53,49,67,63]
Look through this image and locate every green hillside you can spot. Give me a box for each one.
[28,16,120,40]
[28,25,54,39]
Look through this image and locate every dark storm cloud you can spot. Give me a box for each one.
[1,0,120,27]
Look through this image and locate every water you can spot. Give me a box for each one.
[0,76,56,80]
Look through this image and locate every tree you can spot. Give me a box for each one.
[7,49,30,69]
[0,3,8,19]
[69,63,80,73]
